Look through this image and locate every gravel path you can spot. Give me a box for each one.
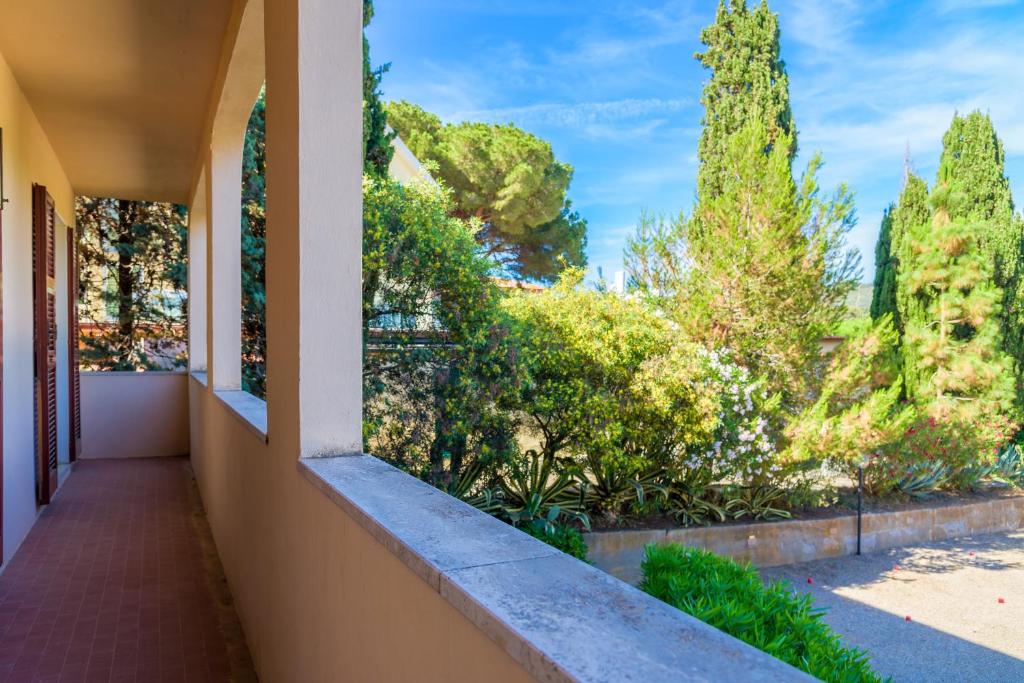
[761,530,1024,683]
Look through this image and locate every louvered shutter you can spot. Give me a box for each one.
[33,184,58,504]
[67,227,81,461]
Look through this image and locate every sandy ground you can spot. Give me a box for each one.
[761,530,1024,683]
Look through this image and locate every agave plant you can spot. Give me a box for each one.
[575,455,668,514]
[726,485,791,521]
[896,461,951,498]
[494,450,589,533]
[664,482,729,527]
[994,444,1024,488]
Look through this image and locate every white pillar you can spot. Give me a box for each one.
[188,168,208,373]
[206,147,243,391]
[264,0,363,457]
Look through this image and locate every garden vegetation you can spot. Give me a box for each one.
[74,0,1024,672]
[641,545,884,683]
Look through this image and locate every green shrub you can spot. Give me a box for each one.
[640,545,884,683]
[523,524,589,562]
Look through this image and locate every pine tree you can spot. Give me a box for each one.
[870,205,897,321]
[695,0,794,202]
[900,179,1015,419]
[684,121,857,405]
[386,101,586,282]
[936,111,1023,396]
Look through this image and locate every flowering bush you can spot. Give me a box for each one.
[864,411,1018,495]
[680,350,780,484]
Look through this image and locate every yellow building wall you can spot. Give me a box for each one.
[0,46,75,564]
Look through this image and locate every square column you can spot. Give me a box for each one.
[264,0,363,457]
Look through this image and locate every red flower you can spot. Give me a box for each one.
[998,597,1006,604]
[905,615,912,622]
[807,577,814,584]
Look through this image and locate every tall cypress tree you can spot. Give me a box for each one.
[695,0,794,202]
[870,205,897,321]
[362,0,394,177]
[893,173,931,329]
[241,89,267,397]
[938,112,1016,280]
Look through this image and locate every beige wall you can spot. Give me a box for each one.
[80,372,190,459]
[190,382,535,682]
[0,47,75,564]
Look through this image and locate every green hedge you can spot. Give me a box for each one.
[640,545,884,683]
[523,524,589,562]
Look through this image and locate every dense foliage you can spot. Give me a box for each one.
[385,101,587,282]
[77,198,188,370]
[362,176,520,490]
[641,545,884,683]
[241,88,266,396]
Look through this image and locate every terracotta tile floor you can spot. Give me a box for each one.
[0,458,256,682]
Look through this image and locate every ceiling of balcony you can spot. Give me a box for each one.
[0,0,236,204]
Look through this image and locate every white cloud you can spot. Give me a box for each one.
[451,98,691,128]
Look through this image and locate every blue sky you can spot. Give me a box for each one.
[368,0,1024,283]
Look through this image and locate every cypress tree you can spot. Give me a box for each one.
[695,0,794,202]
[362,0,394,177]
[893,173,930,331]
[938,111,1016,282]
[870,205,897,322]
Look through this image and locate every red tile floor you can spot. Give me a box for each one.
[0,458,256,682]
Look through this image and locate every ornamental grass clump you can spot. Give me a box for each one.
[640,545,885,683]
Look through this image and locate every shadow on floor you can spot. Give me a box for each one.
[763,531,1024,682]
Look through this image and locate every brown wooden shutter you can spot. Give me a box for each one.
[67,226,81,461]
[33,184,58,504]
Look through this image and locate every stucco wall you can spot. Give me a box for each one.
[189,380,537,682]
[80,372,190,459]
[0,47,75,565]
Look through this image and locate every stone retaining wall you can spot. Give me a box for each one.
[585,495,1024,584]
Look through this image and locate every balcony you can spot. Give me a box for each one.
[0,1,810,680]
